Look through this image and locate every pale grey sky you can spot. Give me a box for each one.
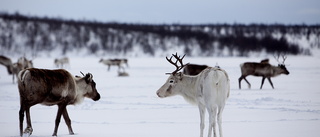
[1,0,319,24]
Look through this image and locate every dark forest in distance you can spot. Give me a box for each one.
[0,13,319,57]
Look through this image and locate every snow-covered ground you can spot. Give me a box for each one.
[0,56,319,137]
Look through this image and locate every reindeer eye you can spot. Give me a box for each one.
[169,80,174,83]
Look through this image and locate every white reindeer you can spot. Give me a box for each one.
[17,57,33,69]
[156,53,230,137]
[54,57,70,68]
[12,62,23,84]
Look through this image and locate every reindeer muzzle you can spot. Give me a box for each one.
[93,93,101,101]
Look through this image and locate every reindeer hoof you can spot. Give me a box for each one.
[23,127,33,137]
[52,132,57,136]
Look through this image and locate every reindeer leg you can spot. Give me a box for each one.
[239,76,249,89]
[238,76,243,89]
[120,66,125,72]
[13,74,15,84]
[53,104,66,136]
[198,104,205,137]
[243,77,251,89]
[24,106,33,136]
[217,106,225,137]
[19,106,25,136]
[267,77,274,89]
[260,77,266,89]
[62,108,75,135]
[208,106,217,137]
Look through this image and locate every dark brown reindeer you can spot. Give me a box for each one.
[18,68,100,136]
[183,64,208,75]
[238,55,290,89]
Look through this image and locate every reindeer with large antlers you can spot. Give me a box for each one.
[239,54,290,89]
[157,53,230,137]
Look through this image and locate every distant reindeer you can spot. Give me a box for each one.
[54,57,70,68]
[238,55,290,89]
[156,53,230,137]
[99,58,128,71]
[183,64,208,75]
[12,62,23,83]
[0,55,13,75]
[118,71,129,77]
[118,69,129,77]
[17,57,33,69]
[18,68,100,136]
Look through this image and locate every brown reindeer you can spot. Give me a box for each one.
[183,64,208,75]
[99,58,128,71]
[18,68,100,136]
[0,55,13,75]
[238,55,290,89]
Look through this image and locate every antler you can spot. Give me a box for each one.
[274,53,287,65]
[80,71,85,76]
[273,54,281,64]
[166,53,187,75]
[281,54,287,64]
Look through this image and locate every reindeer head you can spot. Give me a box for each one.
[157,53,188,98]
[79,72,101,101]
[278,64,289,75]
[274,54,290,75]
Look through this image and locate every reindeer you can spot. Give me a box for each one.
[54,57,70,68]
[118,69,129,77]
[99,58,128,71]
[0,55,13,75]
[238,55,290,89]
[12,62,23,83]
[17,57,33,69]
[156,53,230,137]
[183,64,208,75]
[18,68,100,136]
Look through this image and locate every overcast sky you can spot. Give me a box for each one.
[1,0,320,24]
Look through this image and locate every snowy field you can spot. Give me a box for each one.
[0,56,319,137]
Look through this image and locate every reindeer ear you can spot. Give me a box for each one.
[176,72,183,80]
[84,73,93,83]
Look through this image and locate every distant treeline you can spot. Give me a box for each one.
[0,12,319,57]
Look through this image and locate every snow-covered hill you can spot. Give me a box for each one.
[0,13,319,58]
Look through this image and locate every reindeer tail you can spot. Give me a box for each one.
[212,67,230,98]
[18,69,30,83]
